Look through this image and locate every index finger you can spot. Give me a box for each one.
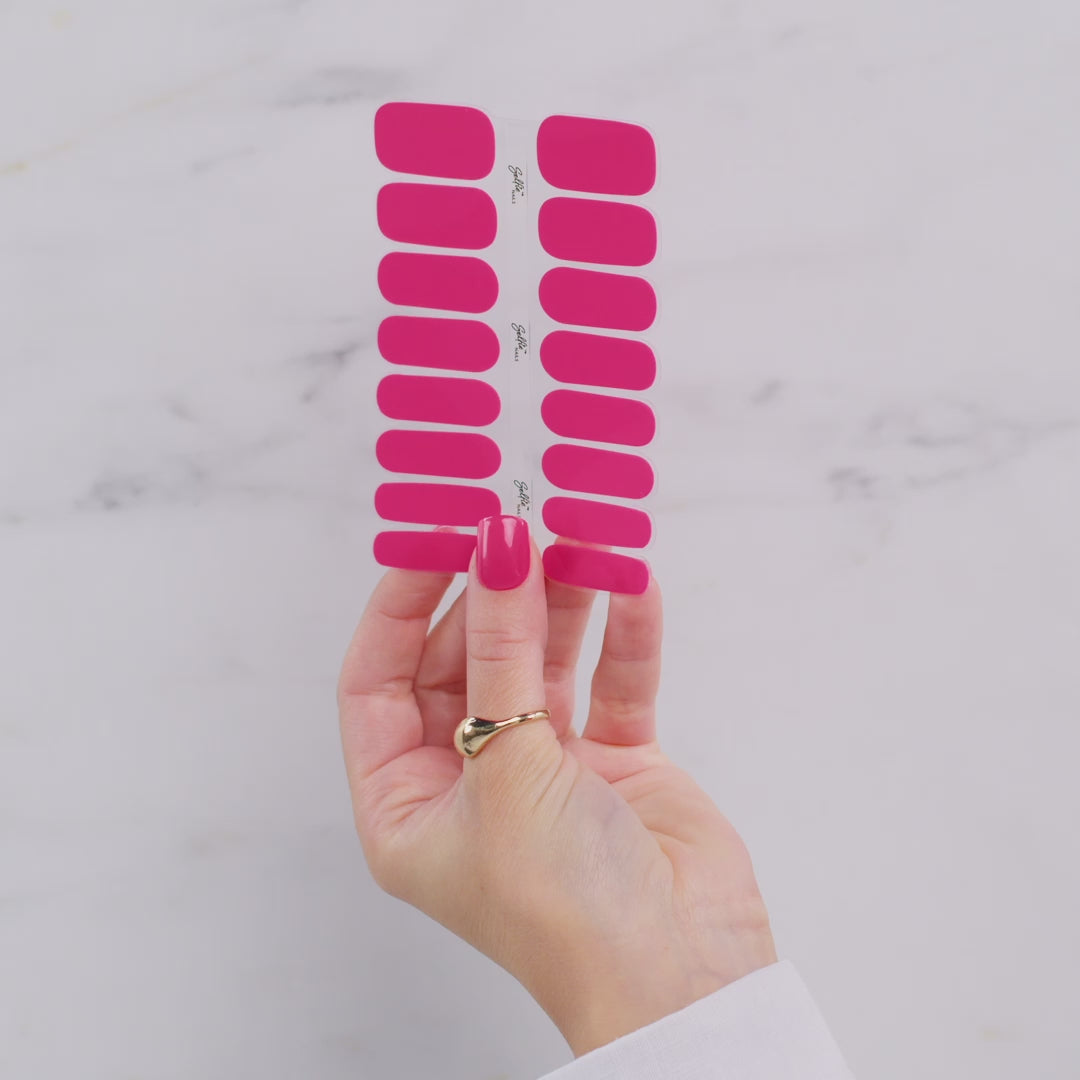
[338,567,456,781]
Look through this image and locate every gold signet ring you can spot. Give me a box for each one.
[454,710,550,758]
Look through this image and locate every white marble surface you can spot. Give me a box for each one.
[3,2,1079,1077]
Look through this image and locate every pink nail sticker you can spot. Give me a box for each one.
[542,544,650,595]
[379,316,499,372]
[375,103,495,180]
[538,198,656,267]
[541,389,655,447]
[542,444,654,499]
[378,375,500,426]
[539,268,655,332]
[374,530,477,572]
[377,430,501,479]
[540,331,656,390]
[537,116,656,196]
[377,183,497,250]
[542,498,652,548]
[375,483,501,526]
[379,253,498,313]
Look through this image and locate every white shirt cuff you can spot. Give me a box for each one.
[536,961,854,1080]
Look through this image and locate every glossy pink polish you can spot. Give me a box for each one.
[477,515,530,590]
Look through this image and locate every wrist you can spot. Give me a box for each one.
[552,931,779,1058]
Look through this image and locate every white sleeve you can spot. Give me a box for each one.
[535,961,854,1080]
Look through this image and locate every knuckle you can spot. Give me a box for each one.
[591,692,642,715]
[543,657,575,684]
[600,637,659,665]
[467,624,535,664]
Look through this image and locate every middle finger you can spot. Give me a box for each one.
[415,541,600,747]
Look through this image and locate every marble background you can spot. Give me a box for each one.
[3,2,1079,1077]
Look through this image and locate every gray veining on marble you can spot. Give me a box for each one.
[2,2,1079,1077]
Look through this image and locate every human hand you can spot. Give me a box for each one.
[338,516,777,1056]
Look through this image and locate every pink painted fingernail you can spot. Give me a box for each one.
[477,515,530,590]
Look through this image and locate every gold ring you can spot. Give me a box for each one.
[454,710,550,758]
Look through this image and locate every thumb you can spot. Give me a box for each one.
[462,515,561,803]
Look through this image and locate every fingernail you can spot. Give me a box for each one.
[477,515,530,590]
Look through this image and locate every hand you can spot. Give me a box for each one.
[338,517,777,1056]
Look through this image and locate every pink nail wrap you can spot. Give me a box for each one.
[542,444,654,499]
[374,530,477,572]
[379,252,498,313]
[539,268,656,332]
[377,183,497,250]
[375,102,495,180]
[542,497,652,548]
[377,430,501,479]
[375,483,500,526]
[542,544,650,595]
[377,374,501,426]
[373,104,660,588]
[538,197,656,267]
[540,331,656,391]
[537,115,656,196]
[378,316,499,372]
[541,389,655,447]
